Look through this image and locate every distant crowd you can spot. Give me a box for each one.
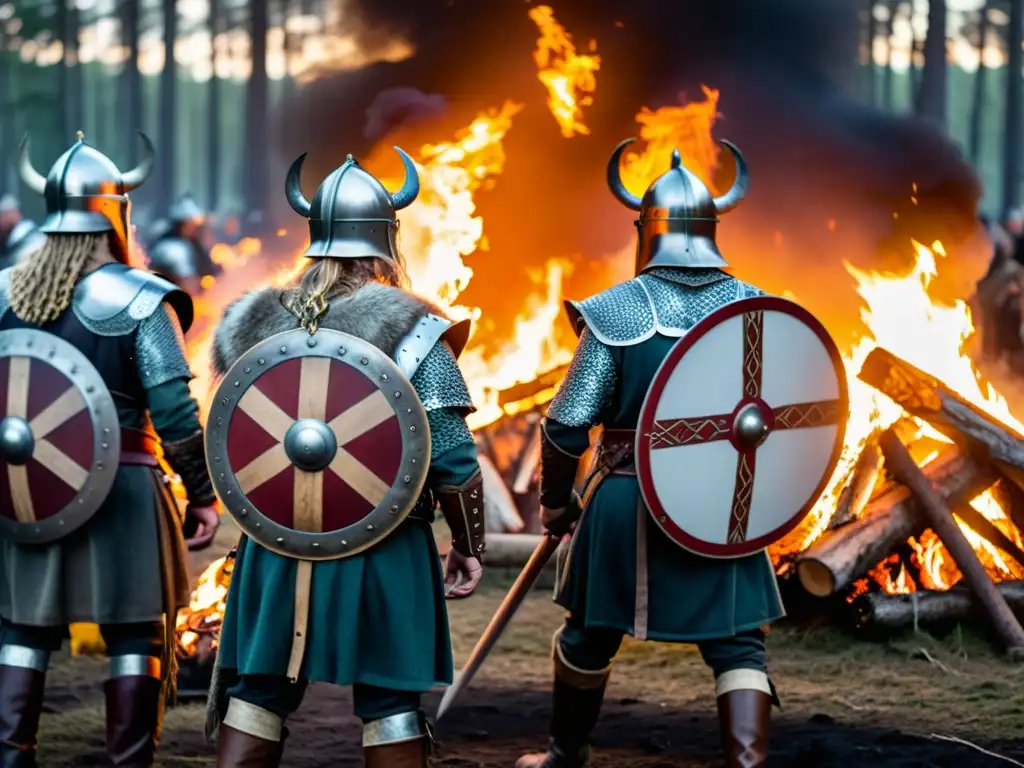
[975,212,1024,372]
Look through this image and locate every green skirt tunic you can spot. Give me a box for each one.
[217,517,453,691]
[556,474,785,642]
[0,465,191,627]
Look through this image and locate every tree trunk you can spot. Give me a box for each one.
[57,0,69,144]
[159,0,179,212]
[1004,0,1024,219]
[863,0,877,104]
[121,0,142,165]
[915,0,948,125]
[245,0,270,218]
[970,2,993,165]
[882,0,899,109]
[0,25,7,196]
[207,0,221,212]
[69,0,83,138]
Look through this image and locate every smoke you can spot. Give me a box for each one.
[277,0,984,347]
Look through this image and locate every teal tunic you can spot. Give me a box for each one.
[0,378,197,626]
[550,332,785,642]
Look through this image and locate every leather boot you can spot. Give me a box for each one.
[216,724,285,768]
[362,712,428,768]
[104,674,162,766]
[717,689,772,768]
[0,664,46,768]
[516,635,609,768]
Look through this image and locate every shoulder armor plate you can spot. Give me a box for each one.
[147,237,199,279]
[394,313,471,379]
[72,263,194,336]
[564,273,762,347]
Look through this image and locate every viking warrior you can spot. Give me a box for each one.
[206,148,485,767]
[146,193,220,294]
[496,141,844,768]
[0,132,220,766]
[0,195,44,270]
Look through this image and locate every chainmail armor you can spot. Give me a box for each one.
[426,407,474,460]
[567,279,654,344]
[546,328,617,428]
[645,266,732,287]
[135,304,193,389]
[161,430,216,507]
[409,340,475,412]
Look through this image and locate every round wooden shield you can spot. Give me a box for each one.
[205,328,431,561]
[636,296,848,559]
[0,329,121,544]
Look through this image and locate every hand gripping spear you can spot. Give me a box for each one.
[435,495,582,721]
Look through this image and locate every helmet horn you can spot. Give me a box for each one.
[711,140,749,215]
[285,153,312,216]
[607,138,643,211]
[388,147,420,210]
[17,135,46,195]
[120,132,155,191]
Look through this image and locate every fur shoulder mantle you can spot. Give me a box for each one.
[211,282,440,376]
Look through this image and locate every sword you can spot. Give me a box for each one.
[436,530,563,721]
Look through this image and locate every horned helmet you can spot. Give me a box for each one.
[607,139,750,272]
[284,147,420,261]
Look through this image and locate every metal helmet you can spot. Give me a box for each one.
[284,147,420,261]
[607,138,750,272]
[168,192,205,225]
[18,131,155,264]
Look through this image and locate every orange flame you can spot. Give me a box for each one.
[528,5,601,138]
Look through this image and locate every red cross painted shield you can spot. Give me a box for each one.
[636,296,849,559]
[205,328,431,561]
[0,329,121,544]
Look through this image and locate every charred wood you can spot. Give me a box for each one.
[951,503,1024,571]
[796,447,997,597]
[852,581,1024,634]
[879,429,1024,655]
[859,347,1024,491]
[828,429,885,530]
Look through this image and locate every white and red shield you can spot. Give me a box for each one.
[205,328,431,561]
[0,329,121,544]
[636,297,848,558]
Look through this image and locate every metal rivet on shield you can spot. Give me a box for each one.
[280,346,287,353]
[381,374,388,381]
[240,509,247,516]
[391,505,399,513]
[70,366,77,374]
[341,540,348,546]
[338,347,346,355]
[404,475,411,483]
[244,367,251,373]
[409,425,416,432]
[360,357,368,365]
[234,381,240,387]
[101,443,108,450]
[48,349,55,358]
[276,537,284,543]
[25,340,32,349]
[394,392,401,399]
[659,515,667,522]
[214,456,221,462]
[217,417,223,426]
[221,398,229,405]
[307,338,317,348]
[219,473,225,479]
[97,462,103,470]
[258,358,265,365]
[226,490,232,495]
[366,524,374,531]
[312,542,319,547]
[411,458,416,464]
[104,428,110,434]
[255,522,261,528]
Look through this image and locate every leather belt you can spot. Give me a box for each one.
[120,428,161,467]
[597,428,637,476]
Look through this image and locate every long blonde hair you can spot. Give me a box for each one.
[286,256,407,333]
[9,233,114,325]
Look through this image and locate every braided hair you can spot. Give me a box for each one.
[9,233,113,325]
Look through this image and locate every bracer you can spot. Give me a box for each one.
[539,419,582,511]
[436,470,486,558]
[162,430,216,507]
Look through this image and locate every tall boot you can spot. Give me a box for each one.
[515,632,610,768]
[104,655,163,767]
[0,647,50,768]
[715,670,773,768]
[216,698,286,768]
[362,711,428,768]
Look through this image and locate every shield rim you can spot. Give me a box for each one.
[0,328,121,544]
[205,328,432,561]
[635,296,849,559]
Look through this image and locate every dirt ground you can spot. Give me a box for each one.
[32,522,1024,767]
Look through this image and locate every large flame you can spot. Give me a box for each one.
[528,5,601,138]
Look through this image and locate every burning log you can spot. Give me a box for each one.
[496,364,570,407]
[827,429,885,530]
[859,347,1024,491]
[797,447,997,597]
[951,503,1024,571]
[878,430,1024,656]
[852,582,1024,634]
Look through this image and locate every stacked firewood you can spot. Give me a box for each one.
[795,346,1024,656]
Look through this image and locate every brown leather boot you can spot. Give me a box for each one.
[361,711,428,768]
[104,669,163,766]
[515,633,608,768]
[363,736,427,768]
[216,724,285,768]
[717,689,772,768]
[0,662,47,768]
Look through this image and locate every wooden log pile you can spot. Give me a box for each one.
[792,345,1024,655]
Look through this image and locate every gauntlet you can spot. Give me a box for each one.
[436,470,486,559]
[161,430,217,508]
